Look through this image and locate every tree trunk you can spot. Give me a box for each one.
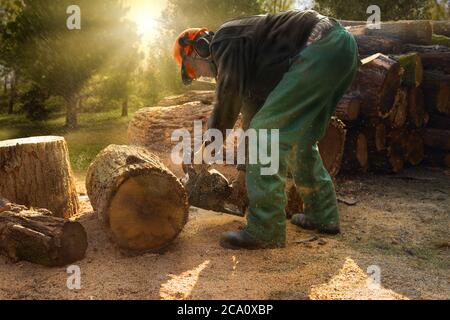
[353,54,403,118]
[0,136,79,218]
[423,129,450,151]
[422,71,450,116]
[65,95,79,129]
[0,202,87,267]
[347,21,433,45]
[392,53,423,88]
[408,87,428,128]
[354,35,403,56]
[7,70,16,114]
[86,145,189,253]
[334,94,361,122]
[121,98,128,117]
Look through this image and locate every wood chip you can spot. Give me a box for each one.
[294,235,319,244]
[337,196,359,206]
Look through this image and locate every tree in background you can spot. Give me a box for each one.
[313,0,449,20]
[259,0,295,13]
[1,0,139,128]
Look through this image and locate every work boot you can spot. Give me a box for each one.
[220,230,283,250]
[291,214,340,235]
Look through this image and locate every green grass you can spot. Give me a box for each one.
[0,108,139,176]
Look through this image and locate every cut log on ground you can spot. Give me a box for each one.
[392,53,423,88]
[422,71,450,116]
[0,203,87,266]
[334,94,361,121]
[408,87,428,128]
[353,54,403,118]
[86,145,189,252]
[423,129,450,151]
[347,21,433,45]
[0,136,79,218]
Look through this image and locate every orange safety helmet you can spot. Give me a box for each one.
[173,28,210,84]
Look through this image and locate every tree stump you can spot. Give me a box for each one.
[0,136,79,218]
[86,145,189,252]
[0,202,87,267]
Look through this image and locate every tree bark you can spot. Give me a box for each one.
[0,202,87,267]
[423,129,450,151]
[121,98,128,117]
[86,145,189,253]
[347,21,433,45]
[0,136,79,218]
[353,54,403,118]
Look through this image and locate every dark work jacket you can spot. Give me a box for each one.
[208,10,322,135]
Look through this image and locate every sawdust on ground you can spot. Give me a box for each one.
[0,167,448,300]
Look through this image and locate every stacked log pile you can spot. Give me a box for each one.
[337,20,450,172]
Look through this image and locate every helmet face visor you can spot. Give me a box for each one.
[181,53,214,85]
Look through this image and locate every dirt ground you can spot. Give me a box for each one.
[0,166,448,300]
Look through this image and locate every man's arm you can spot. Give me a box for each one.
[208,39,246,137]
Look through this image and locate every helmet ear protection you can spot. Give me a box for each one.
[178,31,214,59]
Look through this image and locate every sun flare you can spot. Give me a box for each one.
[134,14,158,37]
